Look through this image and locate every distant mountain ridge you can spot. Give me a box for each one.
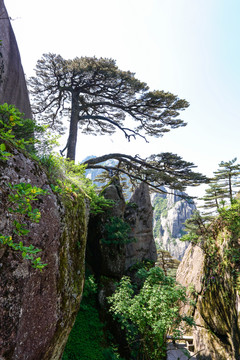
[152,189,196,260]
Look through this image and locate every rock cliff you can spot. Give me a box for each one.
[0,0,32,118]
[87,180,157,281]
[125,182,157,270]
[86,180,157,359]
[177,238,240,359]
[0,143,88,360]
[152,190,196,260]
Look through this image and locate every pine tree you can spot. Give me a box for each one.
[29,54,189,162]
[200,181,225,215]
[213,158,240,203]
[29,54,208,194]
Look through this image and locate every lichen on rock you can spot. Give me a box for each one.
[177,234,240,359]
[0,145,89,360]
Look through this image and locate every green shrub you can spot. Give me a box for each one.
[108,267,194,360]
[0,182,48,269]
[100,216,136,245]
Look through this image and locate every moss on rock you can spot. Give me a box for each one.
[0,145,89,360]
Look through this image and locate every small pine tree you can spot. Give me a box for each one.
[214,158,240,203]
[200,158,240,215]
[200,181,225,215]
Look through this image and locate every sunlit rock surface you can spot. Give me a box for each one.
[177,242,240,360]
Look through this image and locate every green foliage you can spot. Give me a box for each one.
[88,187,115,215]
[101,216,136,245]
[0,182,48,270]
[0,103,42,155]
[153,196,168,220]
[129,259,155,272]
[84,152,208,196]
[214,158,240,201]
[200,158,240,215]
[0,104,52,270]
[0,235,45,269]
[63,274,123,360]
[182,199,240,291]
[0,142,12,160]
[0,103,59,160]
[40,154,114,215]
[181,210,209,245]
[8,183,47,221]
[62,276,105,360]
[218,199,240,236]
[108,267,193,360]
[29,53,190,161]
[200,181,225,215]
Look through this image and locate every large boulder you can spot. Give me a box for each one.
[0,143,88,359]
[0,0,32,118]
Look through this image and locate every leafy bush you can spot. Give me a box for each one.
[0,103,46,157]
[181,199,240,291]
[108,267,193,360]
[0,182,48,269]
[40,154,114,215]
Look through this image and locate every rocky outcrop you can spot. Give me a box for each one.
[86,180,157,359]
[87,178,126,280]
[0,0,32,118]
[0,143,88,360]
[87,180,157,281]
[125,182,157,270]
[177,241,240,360]
[152,190,196,260]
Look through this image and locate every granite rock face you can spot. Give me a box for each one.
[0,143,88,360]
[87,180,157,281]
[0,0,32,118]
[125,182,157,270]
[87,178,126,280]
[177,241,240,360]
[152,190,196,260]
[87,181,157,359]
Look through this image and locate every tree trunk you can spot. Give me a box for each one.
[66,92,79,161]
[229,173,233,202]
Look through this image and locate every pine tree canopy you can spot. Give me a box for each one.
[29,53,208,194]
[29,53,189,161]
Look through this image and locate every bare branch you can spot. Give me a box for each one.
[79,115,148,142]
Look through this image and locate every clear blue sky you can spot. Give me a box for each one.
[5,0,240,197]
